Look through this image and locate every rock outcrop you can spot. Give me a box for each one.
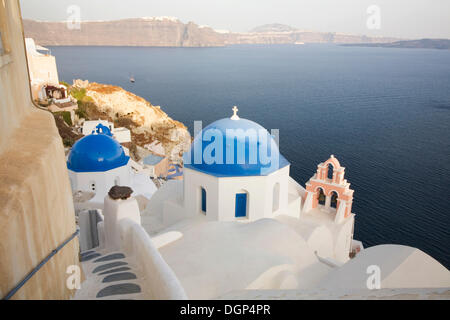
[75,81,191,161]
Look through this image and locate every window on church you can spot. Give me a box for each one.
[90,181,96,192]
[201,187,206,213]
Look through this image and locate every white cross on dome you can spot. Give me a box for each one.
[231,106,240,120]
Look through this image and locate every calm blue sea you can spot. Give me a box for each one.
[51,44,450,268]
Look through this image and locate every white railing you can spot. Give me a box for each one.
[118,218,187,300]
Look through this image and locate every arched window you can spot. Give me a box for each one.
[114,177,120,186]
[317,188,325,206]
[327,163,334,180]
[330,191,338,209]
[201,187,207,214]
[272,183,280,212]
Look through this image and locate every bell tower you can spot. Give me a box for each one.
[302,155,354,223]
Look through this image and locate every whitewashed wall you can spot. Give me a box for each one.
[183,166,290,222]
[183,168,219,219]
[113,127,131,143]
[69,165,131,202]
[82,120,113,135]
[118,218,188,299]
[333,215,355,263]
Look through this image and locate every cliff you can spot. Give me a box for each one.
[23,19,399,46]
[342,39,450,50]
[250,23,298,33]
[73,81,191,161]
[23,18,225,47]
[224,31,399,45]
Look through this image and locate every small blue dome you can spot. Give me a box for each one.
[68,133,129,173]
[184,117,289,177]
[93,123,113,136]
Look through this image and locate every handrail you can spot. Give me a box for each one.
[3,229,80,300]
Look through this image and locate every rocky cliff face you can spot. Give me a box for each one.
[75,81,191,161]
[23,18,225,47]
[342,39,450,50]
[224,31,398,45]
[23,19,399,46]
[250,23,298,33]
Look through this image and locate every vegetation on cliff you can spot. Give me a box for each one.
[68,80,191,161]
[53,113,83,147]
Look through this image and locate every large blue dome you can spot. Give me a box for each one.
[184,117,289,177]
[67,133,129,173]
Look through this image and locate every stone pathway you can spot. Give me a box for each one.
[73,249,150,300]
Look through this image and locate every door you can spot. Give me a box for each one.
[235,193,247,218]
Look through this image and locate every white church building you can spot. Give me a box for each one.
[67,124,156,207]
[182,108,293,222]
[141,108,365,298]
[70,109,450,300]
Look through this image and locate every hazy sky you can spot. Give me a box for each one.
[20,0,450,39]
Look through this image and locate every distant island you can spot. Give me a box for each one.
[23,19,399,47]
[342,39,450,50]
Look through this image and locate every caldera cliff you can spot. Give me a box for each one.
[23,19,399,46]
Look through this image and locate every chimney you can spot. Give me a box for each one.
[103,186,141,250]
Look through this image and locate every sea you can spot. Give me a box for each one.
[50,44,450,268]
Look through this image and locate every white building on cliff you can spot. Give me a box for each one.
[81,120,131,144]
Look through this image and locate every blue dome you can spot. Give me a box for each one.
[184,118,289,177]
[93,123,113,136]
[67,133,130,173]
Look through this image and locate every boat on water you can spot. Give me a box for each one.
[130,76,135,83]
